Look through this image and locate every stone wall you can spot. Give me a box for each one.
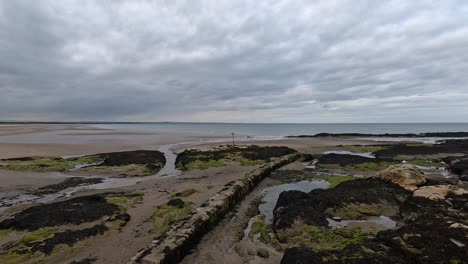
[129,153,301,264]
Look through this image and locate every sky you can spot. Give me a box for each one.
[1,0,468,123]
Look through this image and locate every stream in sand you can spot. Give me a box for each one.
[0,144,183,211]
[0,136,275,211]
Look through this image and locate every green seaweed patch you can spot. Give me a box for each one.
[317,161,398,172]
[106,192,144,208]
[150,202,192,234]
[185,159,226,170]
[239,159,265,166]
[248,215,281,249]
[66,155,104,164]
[324,204,393,220]
[406,159,442,167]
[77,164,152,176]
[172,188,198,198]
[279,225,368,250]
[0,227,59,264]
[0,229,13,237]
[0,157,71,172]
[340,145,387,153]
[349,161,397,171]
[318,175,358,189]
[235,195,264,241]
[256,248,270,258]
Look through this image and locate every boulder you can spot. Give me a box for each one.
[281,247,320,264]
[167,198,185,208]
[376,164,426,191]
[413,185,468,200]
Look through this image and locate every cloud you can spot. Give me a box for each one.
[1,0,468,122]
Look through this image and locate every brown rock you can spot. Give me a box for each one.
[413,185,468,200]
[376,164,426,191]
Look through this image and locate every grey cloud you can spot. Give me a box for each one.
[1,0,468,122]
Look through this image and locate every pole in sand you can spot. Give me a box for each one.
[231,133,235,146]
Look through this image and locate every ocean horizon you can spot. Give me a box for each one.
[85,122,468,137]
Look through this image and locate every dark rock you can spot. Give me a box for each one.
[269,170,314,183]
[176,145,296,169]
[289,132,468,138]
[374,140,468,158]
[0,195,121,231]
[167,198,185,208]
[273,178,410,230]
[442,155,468,181]
[281,247,321,264]
[30,225,108,254]
[95,150,166,172]
[31,177,103,195]
[451,160,468,175]
[278,181,468,264]
[69,257,98,264]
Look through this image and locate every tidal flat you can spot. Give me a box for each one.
[0,124,467,264]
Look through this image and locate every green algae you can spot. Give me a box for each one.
[0,227,59,264]
[106,192,144,208]
[172,188,198,198]
[150,202,192,234]
[317,175,357,189]
[279,225,368,251]
[256,248,270,258]
[0,157,71,172]
[65,155,104,164]
[249,215,275,244]
[185,159,226,170]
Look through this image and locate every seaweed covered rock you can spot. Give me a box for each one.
[281,247,321,264]
[273,178,411,231]
[176,145,296,170]
[96,150,166,172]
[167,198,185,208]
[32,177,103,195]
[317,153,378,165]
[279,182,468,263]
[374,139,468,159]
[0,195,121,231]
[443,155,468,181]
[376,164,426,191]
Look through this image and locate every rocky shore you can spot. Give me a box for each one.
[276,164,467,264]
[1,126,468,264]
[289,132,468,138]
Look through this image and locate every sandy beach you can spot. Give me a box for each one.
[0,124,466,264]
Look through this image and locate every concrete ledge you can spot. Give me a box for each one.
[129,153,301,264]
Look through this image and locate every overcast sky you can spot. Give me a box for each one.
[1,1,467,123]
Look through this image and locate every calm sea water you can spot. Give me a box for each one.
[93,123,468,137]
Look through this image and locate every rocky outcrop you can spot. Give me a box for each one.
[0,195,123,231]
[31,177,103,195]
[376,164,426,191]
[413,185,468,200]
[281,247,322,264]
[443,155,468,181]
[374,139,468,158]
[176,145,296,170]
[96,150,166,172]
[129,153,301,264]
[278,180,468,264]
[273,178,410,233]
[317,153,377,165]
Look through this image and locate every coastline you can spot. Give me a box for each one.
[0,124,467,264]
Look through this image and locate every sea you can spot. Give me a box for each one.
[90,122,468,137]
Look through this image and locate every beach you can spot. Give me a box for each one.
[0,124,467,264]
